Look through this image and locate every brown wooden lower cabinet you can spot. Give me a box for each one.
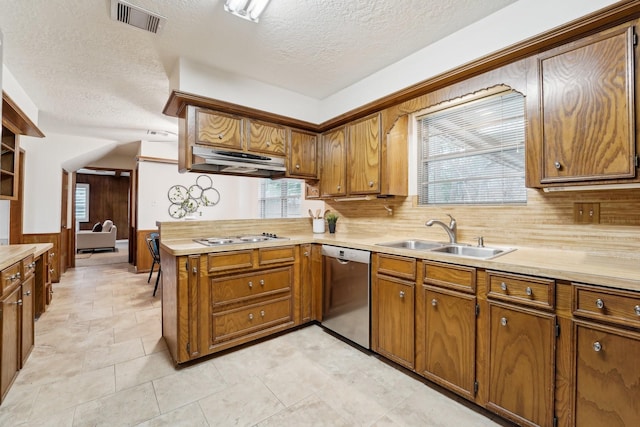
[162,245,302,365]
[486,301,556,427]
[0,284,21,403]
[419,285,476,400]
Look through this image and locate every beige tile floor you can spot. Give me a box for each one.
[1,261,511,426]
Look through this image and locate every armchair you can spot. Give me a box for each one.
[77,220,117,252]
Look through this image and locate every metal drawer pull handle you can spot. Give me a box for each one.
[431,299,437,307]
[500,317,508,327]
[500,282,507,291]
[526,287,532,296]
[593,341,602,352]
[595,299,604,309]
[399,291,405,298]
[248,281,253,289]
[248,313,254,320]
[635,305,640,316]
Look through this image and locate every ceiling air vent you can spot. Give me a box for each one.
[110,0,166,34]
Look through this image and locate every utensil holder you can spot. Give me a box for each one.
[313,218,325,234]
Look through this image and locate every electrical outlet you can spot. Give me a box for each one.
[574,203,600,224]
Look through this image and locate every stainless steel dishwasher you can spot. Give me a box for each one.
[321,245,371,349]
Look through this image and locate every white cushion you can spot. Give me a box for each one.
[102,220,114,232]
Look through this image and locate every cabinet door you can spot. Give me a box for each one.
[538,23,636,183]
[574,321,640,427]
[348,113,380,194]
[20,276,34,367]
[300,244,313,323]
[420,285,476,400]
[195,109,243,149]
[1,129,19,200]
[487,302,556,427]
[289,130,317,178]
[375,275,414,369]
[320,127,347,197]
[247,120,286,156]
[0,285,21,402]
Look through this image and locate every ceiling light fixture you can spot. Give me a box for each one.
[224,0,271,23]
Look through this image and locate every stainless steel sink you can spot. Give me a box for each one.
[376,239,514,260]
[431,244,514,259]
[376,240,445,250]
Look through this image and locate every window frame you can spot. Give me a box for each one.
[258,178,303,219]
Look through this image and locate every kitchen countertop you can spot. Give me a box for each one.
[160,232,640,293]
[0,243,54,271]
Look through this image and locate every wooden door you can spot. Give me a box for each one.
[0,285,21,402]
[347,113,380,194]
[539,23,636,183]
[20,276,34,367]
[320,127,346,197]
[487,301,556,427]
[375,275,414,369]
[574,321,640,427]
[421,285,476,399]
[289,130,317,178]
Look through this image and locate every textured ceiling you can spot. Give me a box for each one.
[0,0,517,145]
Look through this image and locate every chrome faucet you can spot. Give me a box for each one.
[426,214,457,244]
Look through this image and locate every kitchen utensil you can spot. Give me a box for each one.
[315,209,321,219]
[309,209,315,218]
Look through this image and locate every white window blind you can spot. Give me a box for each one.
[75,183,90,222]
[259,179,302,218]
[417,90,527,205]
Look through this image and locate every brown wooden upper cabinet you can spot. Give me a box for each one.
[319,126,347,197]
[1,127,18,200]
[288,129,317,179]
[528,21,639,188]
[246,119,286,156]
[318,112,406,199]
[195,107,244,150]
[347,113,381,195]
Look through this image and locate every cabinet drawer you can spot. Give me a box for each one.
[207,250,254,274]
[377,254,416,280]
[1,262,21,296]
[487,271,555,310]
[573,284,640,328]
[211,267,292,307]
[258,246,295,266]
[21,255,36,279]
[424,261,475,293]
[212,296,292,344]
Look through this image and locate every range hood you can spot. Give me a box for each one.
[191,146,286,178]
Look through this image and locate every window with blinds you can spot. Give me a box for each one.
[417,90,527,205]
[259,179,302,218]
[75,183,90,222]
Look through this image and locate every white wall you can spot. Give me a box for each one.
[19,133,117,233]
[0,200,8,244]
[136,141,324,229]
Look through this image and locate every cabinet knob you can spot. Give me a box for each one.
[337,185,341,191]
[595,298,604,309]
[260,310,265,317]
[248,313,254,320]
[49,268,55,274]
[593,341,602,352]
[369,181,374,188]
[500,317,508,327]
[295,164,300,169]
[303,251,309,257]
[259,279,265,286]
[399,291,405,298]
[217,134,223,139]
[554,161,562,170]
[12,299,23,306]
[525,287,533,296]
[431,298,437,307]
[635,305,640,316]
[500,282,507,292]
[192,267,197,273]
[248,281,253,289]
[24,290,31,296]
